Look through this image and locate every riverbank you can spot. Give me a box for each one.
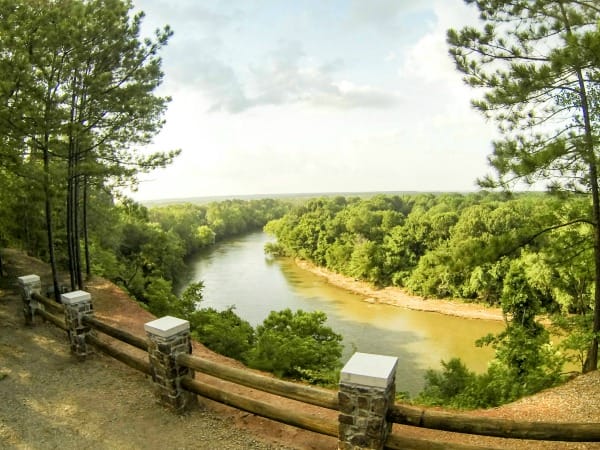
[294,259,504,321]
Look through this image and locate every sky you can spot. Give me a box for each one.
[130,0,497,202]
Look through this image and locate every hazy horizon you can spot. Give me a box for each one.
[130,0,496,202]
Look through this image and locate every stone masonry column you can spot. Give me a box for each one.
[61,290,94,357]
[144,316,195,412]
[338,352,398,450]
[17,274,42,326]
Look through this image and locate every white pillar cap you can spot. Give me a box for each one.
[61,290,92,305]
[144,316,190,338]
[340,352,398,389]
[17,275,41,286]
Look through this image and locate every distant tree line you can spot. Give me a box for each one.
[110,199,291,312]
[265,193,590,313]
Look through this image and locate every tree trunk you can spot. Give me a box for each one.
[83,176,91,279]
[66,74,86,291]
[575,65,600,372]
[67,163,76,290]
[584,164,600,373]
[74,173,83,289]
[67,81,78,291]
[43,144,60,302]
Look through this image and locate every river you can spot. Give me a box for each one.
[182,231,503,395]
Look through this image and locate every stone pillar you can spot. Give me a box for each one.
[61,290,94,357]
[17,274,42,325]
[338,352,398,450]
[144,316,195,412]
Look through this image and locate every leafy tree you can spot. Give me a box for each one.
[177,281,255,362]
[448,1,600,370]
[247,308,343,383]
[417,258,565,409]
[189,307,255,362]
[416,358,477,408]
[348,238,384,285]
[60,0,177,289]
[196,225,216,247]
[0,0,177,295]
[143,277,178,318]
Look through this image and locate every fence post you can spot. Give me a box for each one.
[338,352,398,450]
[17,274,42,326]
[144,316,195,412]
[61,290,94,357]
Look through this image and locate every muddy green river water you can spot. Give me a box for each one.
[183,231,504,394]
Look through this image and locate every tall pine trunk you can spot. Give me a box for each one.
[588,181,600,372]
[562,9,598,372]
[83,176,91,279]
[43,142,60,302]
[66,74,85,291]
[67,155,76,290]
[74,173,83,289]
[582,97,600,372]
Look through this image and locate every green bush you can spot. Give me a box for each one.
[416,358,477,408]
[247,308,343,382]
[189,306,255,362]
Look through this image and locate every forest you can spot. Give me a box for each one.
[1,0,600,408]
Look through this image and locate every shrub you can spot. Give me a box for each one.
[189,306,255,362]
[247,308,343,382]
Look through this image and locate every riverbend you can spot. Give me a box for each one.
[183,232,504,394]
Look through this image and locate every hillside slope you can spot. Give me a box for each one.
[1,249,599,449]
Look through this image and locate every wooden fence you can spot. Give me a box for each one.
[16,275,600,450]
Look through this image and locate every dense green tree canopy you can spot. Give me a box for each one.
[0,0,178,295]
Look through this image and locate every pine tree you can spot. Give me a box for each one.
[448,0,600,370]
[0,0,179,292]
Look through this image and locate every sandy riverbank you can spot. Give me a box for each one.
[294,259,505,321]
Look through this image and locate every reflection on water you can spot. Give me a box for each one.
[183,231,503,394]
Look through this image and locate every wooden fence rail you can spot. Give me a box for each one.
[83,315,149,352]
[16,275,600,450]
[384,433,494,450]
[176,353,338,410]
[180,376,339,438]
[32,292,64,314]
[36,307,67,331]
[87,334,151,376]
[389,404,600,442]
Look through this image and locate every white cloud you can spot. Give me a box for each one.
[196,41,401,113]
[397,0,477,85]
[384,51,397,62]
[348,0,432,29]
